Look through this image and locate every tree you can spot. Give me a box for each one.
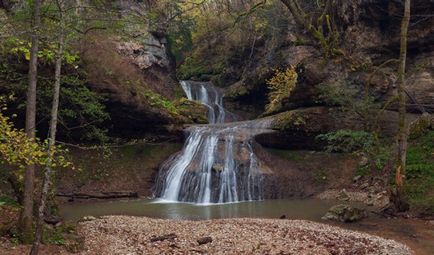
[279,0,340,57]
[393,0,411,212]
[30,0,66,252]
[20,0,42,243]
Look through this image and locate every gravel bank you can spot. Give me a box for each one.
[78,216,412,255]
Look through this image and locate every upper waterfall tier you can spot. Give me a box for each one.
[180,80,227,124]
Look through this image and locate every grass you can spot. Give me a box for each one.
[404,131,434,214]
[0,195,20,207]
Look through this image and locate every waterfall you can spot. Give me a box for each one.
[155,81,267,204]
[180,80,226,124]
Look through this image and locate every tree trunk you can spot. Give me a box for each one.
[20,0,41,243]
[30,2,65,254]
[279,0,334,57]
[394,0,411,212]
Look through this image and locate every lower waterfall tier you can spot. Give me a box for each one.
[154,126,265,204]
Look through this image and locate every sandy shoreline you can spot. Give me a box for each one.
[78,216,412,255]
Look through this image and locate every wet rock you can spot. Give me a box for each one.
[150,233,177,242]
[322,204,367,222]
[197,236,213,245]
[44,215,62,225]
[81,216,97,222]
[212,163,223,172]
[174,99,208,124]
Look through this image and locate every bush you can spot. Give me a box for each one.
[404,131,434,213]
[265,67,298,114]
[317,129,392,172]
[316,130,375,153]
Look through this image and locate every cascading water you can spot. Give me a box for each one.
[180,81,226,124]
[155,81,269,204]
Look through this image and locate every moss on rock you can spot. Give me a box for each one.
[174,98,208,124]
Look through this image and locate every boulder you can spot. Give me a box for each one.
[81,216,97,222]
[212,163,223,173]
[322,204,367,222]
[197,236,213,245]
[117,33,171,70]
[150,233,177,242]
[44,215,62,225]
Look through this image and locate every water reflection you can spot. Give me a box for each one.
[60,199,347,222]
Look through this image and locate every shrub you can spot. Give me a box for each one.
[404,131,434,213]
[265,67,298,114]
[316,129,392,172]
[316,130,375,153]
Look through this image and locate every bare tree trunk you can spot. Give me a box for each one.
[280,0,335,57]
[20,0,41,243]
[30,1,65,254]
[75,0,82,15]
[393,0,411,212]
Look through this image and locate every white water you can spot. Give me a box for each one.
[180,80,226,124]
[155,81,268,204]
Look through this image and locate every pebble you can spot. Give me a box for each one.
[78,216,412,255]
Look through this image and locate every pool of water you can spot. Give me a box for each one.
[60,198,350,221]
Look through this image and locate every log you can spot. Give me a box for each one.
[56,191,139,200]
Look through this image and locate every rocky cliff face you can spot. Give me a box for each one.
[79,31,180,138]
[76,1,205,139]
[210,0,434,148]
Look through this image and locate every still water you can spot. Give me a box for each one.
[59,198,346,221]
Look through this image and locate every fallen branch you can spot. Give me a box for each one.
[56,191,138,200]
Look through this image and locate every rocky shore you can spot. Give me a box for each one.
[78,216,412,255]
